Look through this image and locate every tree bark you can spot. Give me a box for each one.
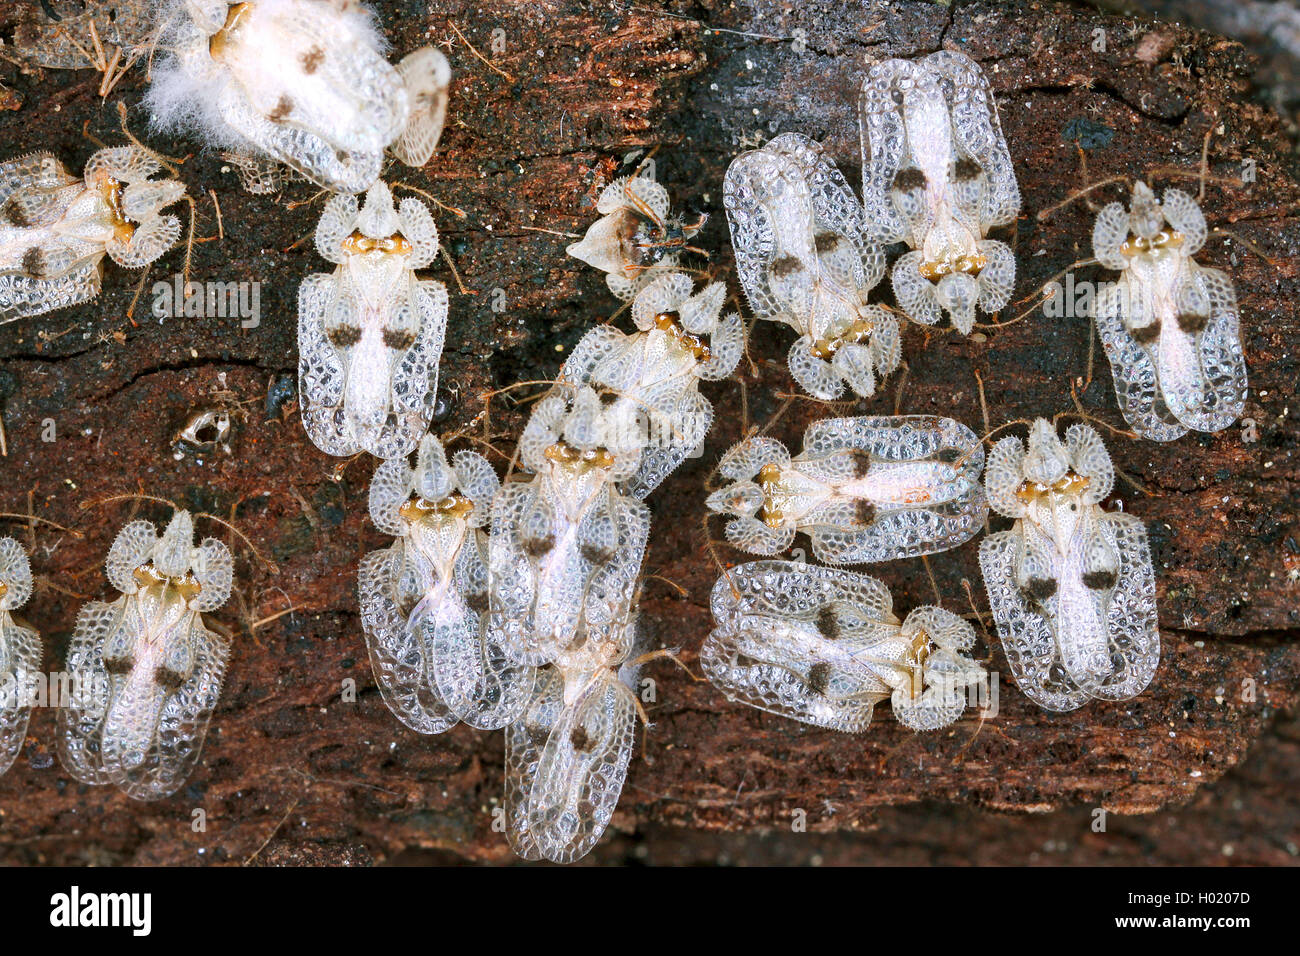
[0,0,1296,865]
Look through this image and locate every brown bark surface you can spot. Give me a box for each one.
[0,0,1296,865]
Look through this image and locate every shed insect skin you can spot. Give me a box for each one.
[0,147,185,324]
[567,170,706,301]
[702,561,985,732]
[57,511,233,801]
[298,181,448,460]
[360,435,534,733]
[487,384,650,667]
[724,132,900,400]
[145,0,449,194]
[978,419,1159,712]
[706,415,988,564]
[0,538,40,777]
[859,50,1021,334]
[559,271,745,499]
[1090,181,1247,441]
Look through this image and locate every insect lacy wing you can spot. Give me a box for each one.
[1090,201,1131,272]
[358,545,458,734]
[1169,262,1247,433]
[452,453,500,526]
[369,456,415,536]
[723,515,795,555]
[723,145,815,324]
[984,435,1027,519]
[800,416,987,563]
[923,50,1020,227]
[486,482,539,662]
[0,260,103,324]
[0,151,75,221]
[561,324,629,385]
[432,533,535,730]
[857,61,910,243]
[1064,423,1114,502]
[570,495,651,653]
[975,239,1016,312]
[699,311,746,381]
[1159,188,1208,255]
[109,617,230,801]
[767,132,887,277]
[978,530,1091,712]
[1083,512,1159,701]
[801,415,984,475]
[377,278,448,458]
[624,388,712,500]
[1093,275,1190,442]
[389,46,451,168]
[703,562,893,731]
[297,272,357,455]
[700,617,883,733]
[57,600,126,785]
[0,618,40,776]
[527,671,637,863]
[504,667,564,861]
[0,153,103,322]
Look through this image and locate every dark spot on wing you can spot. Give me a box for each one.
[154,665,188,691]
[2,199,30,228]
[893,167,927,191]
[1129,320,1161,344]
[815,605,840,640]
[580,541,613,565]
[771,254,804,277]
[327,325,362,348]
[21,246,45,277]
[268,95,294,123]
[814,232,842,254]
[570,724,593,753]
[1176,310,1208,335]
[1023,576,1058,601]
[1082,569,1117,591]
[383,327,416,350]
[953,157,982,182]
[850,449,873,478]
[301,45,325,74]
[103,655,132,675]
[807,661,831,695]
[855,500,877,526]
[522,533,554,558]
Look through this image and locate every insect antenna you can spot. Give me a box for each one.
[920,554,942,605]
[1037,179,1123,222]
[115,101,186,174]
[393,180,468,220]
[78,492,278,573]
[0,513,85,538]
